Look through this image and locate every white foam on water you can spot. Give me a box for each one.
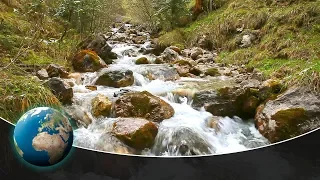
[69,24,270,156]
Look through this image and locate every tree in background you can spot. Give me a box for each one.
[153,0,192,31]
[122,0,192,32]
[122,0,158,32]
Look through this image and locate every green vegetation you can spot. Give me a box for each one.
[158,0,320,90]
[0,0,123,123]
[0,71,61,123]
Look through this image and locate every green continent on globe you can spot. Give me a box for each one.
[13,107,74,166]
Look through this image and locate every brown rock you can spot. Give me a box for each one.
[46,64,69,78]
[114,91,175,122]
[44,78,73,105]
[85,85,97,91]
[36,68,49,80]
[95,69,134,88]
[255,87,320,143]
[112,118,158,150]
[91,94,112,117]
[169,46,181,54]
[135,57,150,64]
[72,50,107,72]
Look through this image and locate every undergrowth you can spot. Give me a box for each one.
[158,0,320,91]
[0,71,61,123]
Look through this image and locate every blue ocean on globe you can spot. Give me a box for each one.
[13,107,73,166]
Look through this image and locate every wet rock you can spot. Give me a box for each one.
[192,86,262,119]
[44,78,73,104]
[135,65,180,81]
[255,87,320,143]
[78,34,118,64]
[153,127,214,156]
[154,57,164,64]
[135,57,150,64]
[85,85,97,91]
[36,68,49,80]
[67,73,82,85]
[206,116,221,132]
[72,50,107,72]
[133,36,147,44]
[123,49,138,57]
[46,64,69,78]
[205,68,221,77]
[112,118,158,150]
[114,91,175,122]
[95,69,134,88]
[95,132,136,155]
[113,89,136,97]
[65,105,93,128]
[91,94,112,117]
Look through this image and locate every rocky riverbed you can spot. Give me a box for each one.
[36,23,320,156]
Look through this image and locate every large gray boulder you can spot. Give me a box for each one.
[255,87,320,143]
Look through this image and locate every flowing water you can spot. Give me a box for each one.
[68,24,270,156]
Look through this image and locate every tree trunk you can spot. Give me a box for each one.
[193,0,204,18]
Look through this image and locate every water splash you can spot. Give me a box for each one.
[70,23,270,157]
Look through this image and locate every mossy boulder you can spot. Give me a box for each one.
[205,68,221,77]
[258,78,283,100]
[192,86,263,119]
[78,34,118,64]
[112,118,158,150]
[154,57,164,64]
[95,69,134,88]
[255,87,320,143]
[72,50,107,72]
[135,57,150,64]
[91,94,112,117]
[114,91,175,122]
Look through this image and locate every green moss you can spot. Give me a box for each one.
[173,59,192,66]
[22,50,56,65]
[270,108,308,141]
[205,68,221,76]
[135,57,150,65]
[157,29,188,48]
[0,34,23,52]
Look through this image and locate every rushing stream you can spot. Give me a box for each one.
[68,24,270,156]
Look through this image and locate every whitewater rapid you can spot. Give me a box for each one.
[69,24,269,156]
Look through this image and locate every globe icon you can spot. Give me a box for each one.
[13,107,74,166]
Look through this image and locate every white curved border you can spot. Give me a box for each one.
[2,117,319,158]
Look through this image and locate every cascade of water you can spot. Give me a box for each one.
[70,23,269,156]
